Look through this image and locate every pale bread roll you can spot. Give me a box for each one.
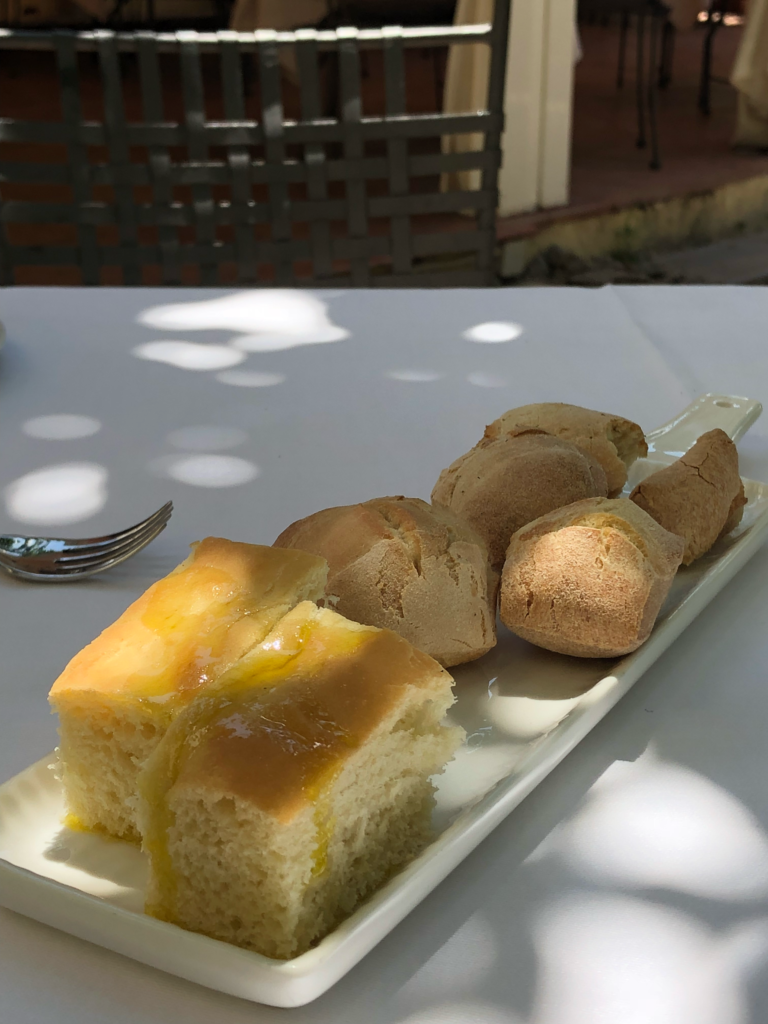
[485,402,647,497]
[630,428,747,565]
[500,497,684,658]
[431,431,608,572]
[275,496,497,667]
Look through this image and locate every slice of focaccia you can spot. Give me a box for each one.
[49,539,328,840]
[138,601,463,959]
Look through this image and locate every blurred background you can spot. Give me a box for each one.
[0,0,766,286]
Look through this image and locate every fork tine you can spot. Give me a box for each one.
[48,502,173,552]
[0,500,173,582]
[52,516,171,569]
[12,523,169,580]
[0,515,170,581]
[52,506,172,566]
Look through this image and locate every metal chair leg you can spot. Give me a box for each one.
[636,13,646,149]
[658,19,674,88]
[618,12,629,89]
[648,13,661,169]
[699,4,724,116]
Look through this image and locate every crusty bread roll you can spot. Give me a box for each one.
[139,601,462,960]
[431,431,609,572]
[485,403,648,497]
[274,496,497,667]
[49,539,328,840]
[630,428,747,565]
[500,497,685,658]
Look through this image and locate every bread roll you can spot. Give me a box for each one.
[630,428,747,565]
[431,431,609,572]
[274,496,497,667]
[49,539,328,840]
[485,402,647,497]
[500,497,684,658]
[139,601,462,960]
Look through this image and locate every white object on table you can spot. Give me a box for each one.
[2,285,768,1022]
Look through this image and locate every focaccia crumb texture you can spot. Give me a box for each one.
[49,539,328,839]
[138,603,463,959]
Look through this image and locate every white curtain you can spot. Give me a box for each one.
[441,0,494,194]
[732,0,768,146]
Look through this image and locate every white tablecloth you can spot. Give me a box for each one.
[1,285,768,1023]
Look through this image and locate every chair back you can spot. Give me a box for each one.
[0,3,510,286]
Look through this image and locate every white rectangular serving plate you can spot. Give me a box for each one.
[1,393,767,1008]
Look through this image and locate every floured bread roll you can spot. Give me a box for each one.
[274,496,497,667]
[500,497,684,658]
[431,432,608,572]
[485,403,647,497]
[138,601,462,960]
[630,428,747,565]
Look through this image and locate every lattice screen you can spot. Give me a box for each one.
[0,6,510,287]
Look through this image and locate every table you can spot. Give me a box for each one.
[1,285,768,1023]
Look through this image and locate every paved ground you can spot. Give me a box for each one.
[652,231,768,283]
[510,229,768,287]
[497,20,768,256]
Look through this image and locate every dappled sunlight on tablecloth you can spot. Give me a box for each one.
[530,894,760,1024]
[559,749,768,900]
[22,415,101,440]
[464,322,524,343]
[155,454,259,488]
[137,290,350,348]
[231,327,346,352]
[215,370,286,387]
[386,369,444,383]
[4,463,108,525]
[133,340,245,371]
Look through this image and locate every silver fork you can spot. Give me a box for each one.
[0,501,172,582]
